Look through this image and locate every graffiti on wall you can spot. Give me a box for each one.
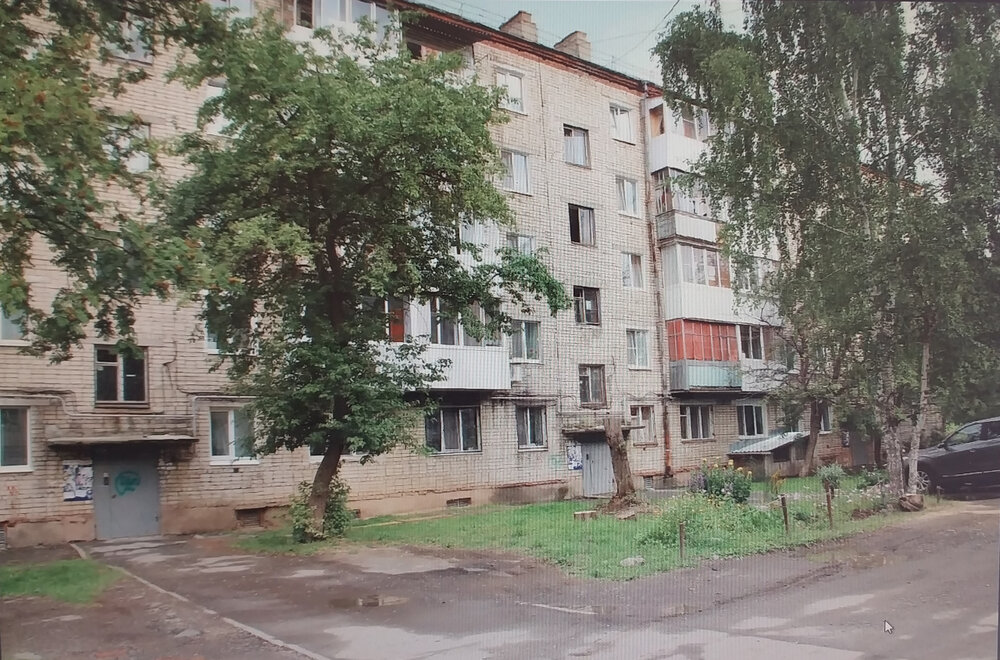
[62,462,94,502]
[114,471,141,496]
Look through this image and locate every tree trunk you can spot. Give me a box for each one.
[883,422,905,498]
[798,399,822,477]
[605,417,637,505]
[308,438,345,536]
[907,337,932,493]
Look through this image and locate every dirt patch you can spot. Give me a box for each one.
[1,569,301,660]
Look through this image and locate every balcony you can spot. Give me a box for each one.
[669,360,742,391]
[740,360,787,393]
[422,343,510,391]
[656,211,718,243]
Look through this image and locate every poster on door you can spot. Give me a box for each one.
[62,462,94,502]
[566,443,583,471]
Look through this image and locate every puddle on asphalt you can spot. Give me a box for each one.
[330,595,409,609]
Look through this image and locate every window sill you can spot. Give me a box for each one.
[427,450,483,456]
[632,442,658,448]
[628,366,652,371]
[517,446,548,452]
[0,340,29,347]
[94,401,150,410]
[580,403,608,410]
[310,454,364,463]
[502,107,528,116]
[612,137,637,146]
[618,211,641,219]
[510,358,542,365]
[210,459,260,467]
[575,322,601,327]
[503,189,532,197]
[564,161,591,169]
[0,466,32,474]
[819,430,833,435]
[110,55,153,66]
[680,438,716,444]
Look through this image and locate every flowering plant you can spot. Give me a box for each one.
[688,457,753,504]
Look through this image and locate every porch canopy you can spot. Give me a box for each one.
[47,434,197,447]
[728,431,805,456]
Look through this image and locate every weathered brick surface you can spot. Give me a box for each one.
[0,9,674,546]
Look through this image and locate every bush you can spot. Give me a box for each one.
[857,465,888,489]
[688,459,753,504]
[817,463,846,491]
[289,477,352,543]
[640,494,782,548]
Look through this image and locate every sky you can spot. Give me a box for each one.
[417,0,745,84]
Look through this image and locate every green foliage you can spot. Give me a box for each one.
[289,481,323,543]
[688,459,753,504]
[639,495,780,548]
[0,559,118,604]
[0,0,226,359]
[857,466,889,489]
[816,464,846,490]
[322,475,353,538]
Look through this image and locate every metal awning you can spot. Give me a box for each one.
[728,431,806,456]
[47,434,197,447]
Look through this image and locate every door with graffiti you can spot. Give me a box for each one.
[93,449,161,539]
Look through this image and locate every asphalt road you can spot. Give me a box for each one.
[65,497,1000,660]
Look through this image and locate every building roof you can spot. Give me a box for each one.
[394,0,662,95]
[728,431,806,456]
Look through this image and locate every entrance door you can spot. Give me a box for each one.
[582,440,615,497]
[93,450,161,539]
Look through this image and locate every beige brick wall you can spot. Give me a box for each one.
[1,9,673,546]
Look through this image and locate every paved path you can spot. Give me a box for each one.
[77,498,998,660]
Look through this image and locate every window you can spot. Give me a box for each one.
[386,297,408,342]
[680,405,713,440]
[510,320,540,361]
[516,406,546,449]
[205,79,229,136]
[671,104,714,142]
[563,126,590,166]
[626,329,650,368]
[0,308,24,342]
[739,325,764,360]
[610,105,634,142]
[95,346,146,404]
[429,299,498,347]
[294,0,350,28]
[680,244,731,288]
[205,322,220,353]
[616,177,638,215]
[496,70,524,113]
[578,365,607,406]
[654,168,711,217]
[630,405,654,445]
[649,105,665,136]
[104,124,150,174]
[211,0,254,19]
[737,404,765,437]
[501,150,529,193]
[622,253,643,288]
[572,286,600,325]
[210,409,255,462]
[0,408,29,470]
[507,233,535,255]
[425,407,480,453]
[568,204,596,246]
[109,14,151,62]
[679,104,697,139]
[818,403,832,433]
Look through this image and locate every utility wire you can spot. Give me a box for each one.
[609,0,682,67]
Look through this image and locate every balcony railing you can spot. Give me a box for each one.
[669,360,742,391]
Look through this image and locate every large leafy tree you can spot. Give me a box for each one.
[161,12,568,534]
[654,2,984,495]
[1,0,227,360]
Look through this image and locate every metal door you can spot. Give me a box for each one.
[582,441,615,497]
[93,450,161,539]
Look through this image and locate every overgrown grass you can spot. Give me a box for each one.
[343,493,910,579]
[0,559,119,604]
[751,475,864,494]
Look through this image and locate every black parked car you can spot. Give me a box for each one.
[909,417,1000,493]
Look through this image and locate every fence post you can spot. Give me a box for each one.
[825,486,834,530]
[780,494,789,536]
[936,485,942,504]
[679,521,686,560]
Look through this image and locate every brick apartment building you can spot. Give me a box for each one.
[0,0,850,548]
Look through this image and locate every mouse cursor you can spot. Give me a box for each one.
[884,620,894,634]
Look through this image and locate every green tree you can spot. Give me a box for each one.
[1,0,227,360]
[654,2,984,496]
[160,13,569,536]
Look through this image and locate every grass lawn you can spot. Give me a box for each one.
[235,478,921,580]
[752,475,865,494]
[0,559,119,604]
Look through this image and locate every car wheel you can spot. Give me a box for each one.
[912,467,937,494]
